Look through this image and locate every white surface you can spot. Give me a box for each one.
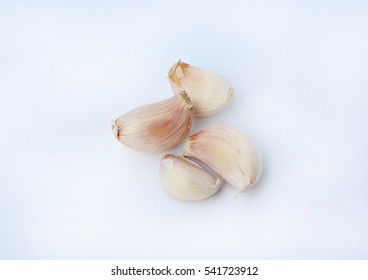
[0,1,367,259]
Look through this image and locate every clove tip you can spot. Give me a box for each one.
[111,120,119,139]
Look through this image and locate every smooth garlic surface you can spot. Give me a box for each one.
[182,124,262,192]
[168,60,235,117]
[112,93,192,152]
[159,154,221,201]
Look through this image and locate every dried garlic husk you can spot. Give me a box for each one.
[160,154,221,200]
[182,124,262,192]
[112,93,192,152]
[168,60,235,117]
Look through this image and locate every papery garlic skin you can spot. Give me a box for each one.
[160,154,221,200]
[182,124,262,192]
[112,94,192,152]
[168,60,235,117]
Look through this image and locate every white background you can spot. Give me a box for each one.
[0,0,367,259]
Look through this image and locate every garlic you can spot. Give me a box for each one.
[112,92,192,152]
[168,60,235,117]
[159,154,221,200]
[182,124,262,193]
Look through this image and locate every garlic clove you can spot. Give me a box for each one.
[168,60,235,117]
[112,93,192,152]
[182,124,262,193]
[159,154,221,201]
